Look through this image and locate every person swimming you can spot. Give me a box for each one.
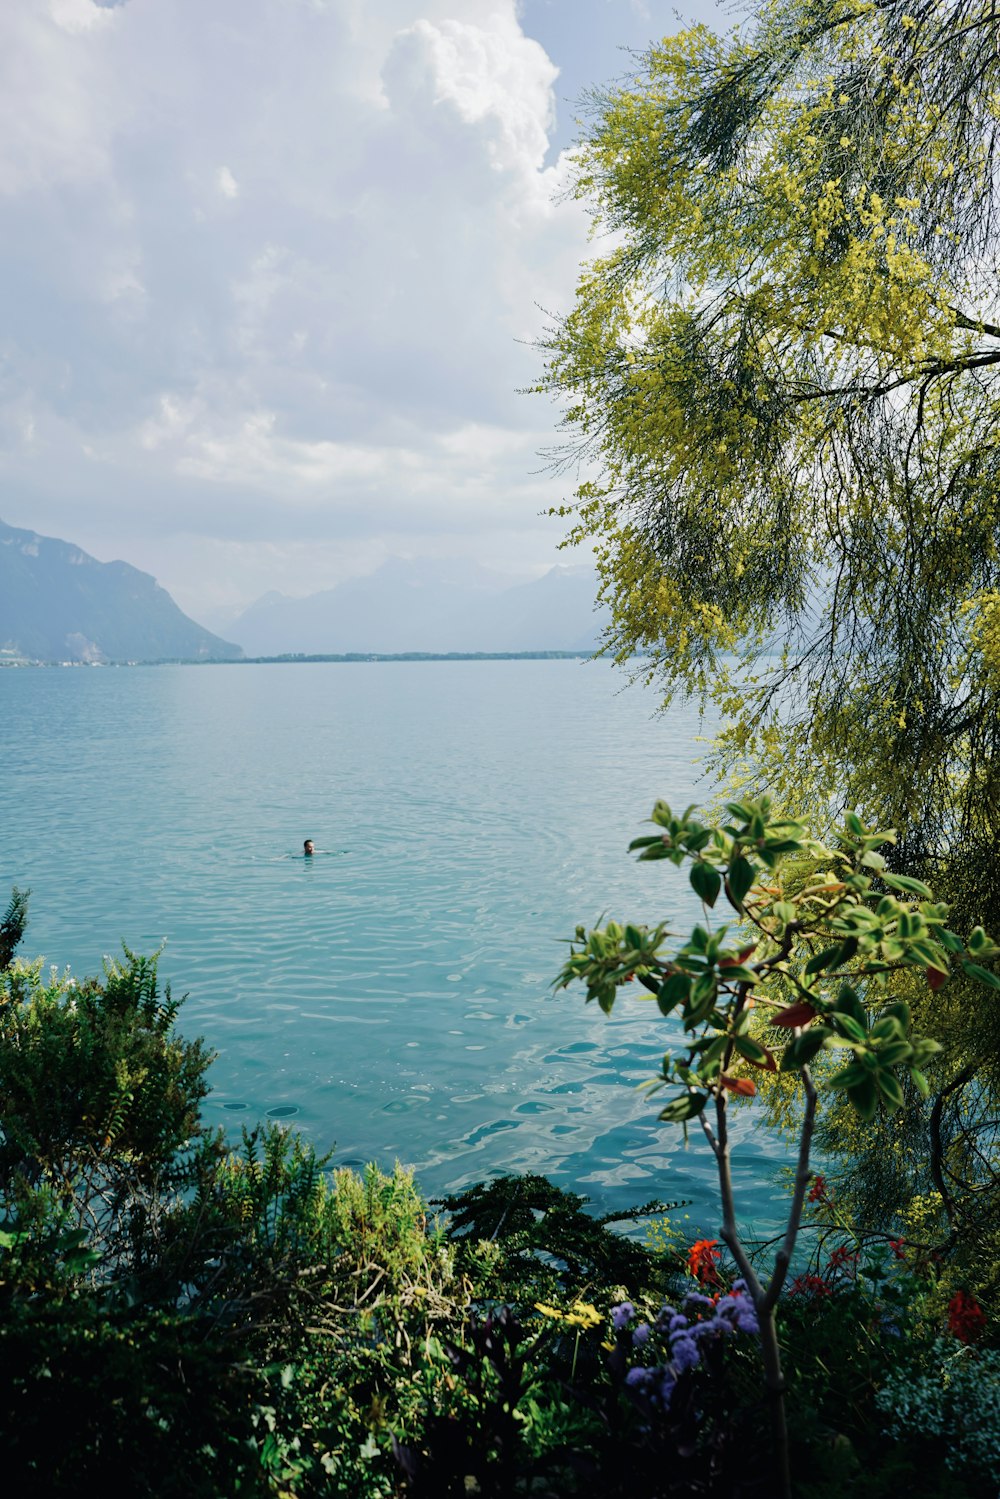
[303,839,315,857]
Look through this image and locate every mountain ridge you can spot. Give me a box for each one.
[0,519,242,664]
[214,559,609,656]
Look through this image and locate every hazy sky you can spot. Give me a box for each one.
[1,0,730,620]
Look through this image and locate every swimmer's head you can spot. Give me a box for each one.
[303,839,315,856]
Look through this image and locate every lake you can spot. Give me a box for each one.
[0,659,791,1232]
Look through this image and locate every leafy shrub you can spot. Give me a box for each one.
[875,1340,1000,1489]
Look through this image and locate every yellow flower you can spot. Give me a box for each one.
[565,1301,603,1329]
[534,1302,565,1321]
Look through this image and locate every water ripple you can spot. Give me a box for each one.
[0,661,785,1230]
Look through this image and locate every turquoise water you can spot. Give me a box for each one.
[0,660,790,1229]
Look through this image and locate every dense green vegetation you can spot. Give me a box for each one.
[2,880,998,1496]
[557,795,999,1497]
[539,0,1000,1339]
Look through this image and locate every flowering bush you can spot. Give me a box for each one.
[611,1285,759,1412]
[557,797,1000,1499]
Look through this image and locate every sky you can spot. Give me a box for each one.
[1,0,731,622]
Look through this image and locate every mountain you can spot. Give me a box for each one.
[0,519,242,664]
[224,559,609,656]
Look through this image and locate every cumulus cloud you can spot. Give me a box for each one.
[0,0,602,613]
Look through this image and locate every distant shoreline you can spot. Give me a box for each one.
[0,649,620,668]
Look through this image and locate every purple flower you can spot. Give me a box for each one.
[632,1322,651,1348]
[721,1289,759,1335]
[625,1366,652,1389]
[671,1336,700,1373]
[700,1314,731,1338]
[659,1372,676,1405]
[667,1312,689,1334]
[734,1304,759,1334]
[612,1302,635,1331]
[681,1291,714,1314]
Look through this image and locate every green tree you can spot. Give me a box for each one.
[0,885,28,971]
[556,795,1000,1499]
[539,0,1000,1249]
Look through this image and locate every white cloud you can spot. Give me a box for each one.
[216,165,240,199]
[49,0,116,36]
[395,13,557,172]
[0,0,595,611]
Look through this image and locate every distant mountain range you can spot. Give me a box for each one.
[0,519,242,664]
[0,516,609,663]
[208,558,610,657]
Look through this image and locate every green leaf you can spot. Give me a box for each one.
[961,960,1000,990]
[805,945,843,975]
[779,1028,832,1071]
[716,964,758,984]
[829,1062,869,1090]
[905,938,942,966]
[698,1034,730,1065]
[837,983,866,1025]
[968,925,990,953]
[690,860,722,907]
[847,1074,879,1121]
[880,873,933,898]
[687,973,719,1025]
[909,1068,931,1099]
[869,1016,905,1044]
[725,801,754,822]
[726,855,756,910]
[831,1012,867,1045]
[874,1040,913,1067]
[656,971,690,1017]
[876,1070,905,1111]
[732,1035,775,1069]
[636,844,672,862]
[658,1092,708,1124]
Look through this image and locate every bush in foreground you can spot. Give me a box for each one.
[0,894,996,1495]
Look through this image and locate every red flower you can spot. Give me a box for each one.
[825,1244,858,1275]
[687,1238,722,1286]
[807,1174,831,1205]
[889,1238,906,1261]
[790,1273,831,1298]
[948,1290,986,1345]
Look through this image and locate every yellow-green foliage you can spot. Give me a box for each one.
[541,0,1000,1285]
[540,0,1000,887]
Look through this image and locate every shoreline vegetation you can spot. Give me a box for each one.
[2,814,998,1496]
